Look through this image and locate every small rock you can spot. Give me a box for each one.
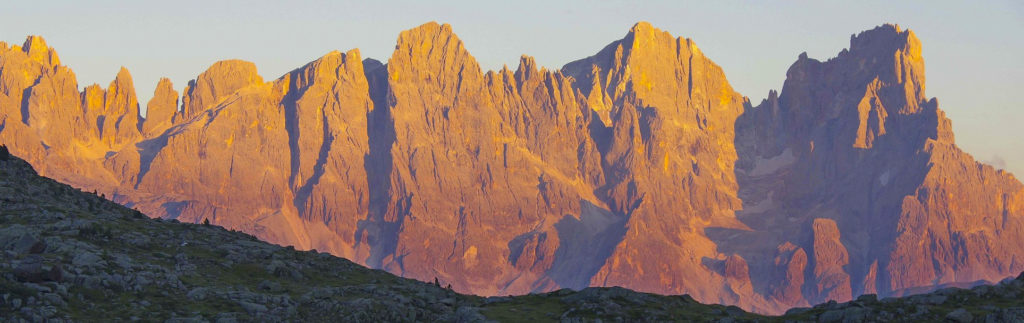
[454,306,487,322]
[186,287,209,301]
[12,234,46,254]
[72,251,104,268]
[945,308,972,323]
[238,301,267,315]
[215,314,240,323]
[14,261,46,282]
[41,293,64,306]
[258,280,284,293]
[440,297,456,306]
[46,265,63,282]
[911,305,929,317]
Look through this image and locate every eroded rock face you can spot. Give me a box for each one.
[142,78,178,136]
[179,60,263,121]
[809,219,852,302]
[0,37,141,190]
[728,24,1024,308]
[562,21,760,309]
[0,23,1020,315]
[360,23,610,296]
[769,242,808,308]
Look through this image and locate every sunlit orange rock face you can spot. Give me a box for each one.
[0,23,1021,314]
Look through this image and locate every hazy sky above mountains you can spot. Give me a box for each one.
[2,0,1022,175]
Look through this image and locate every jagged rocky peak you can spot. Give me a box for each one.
[179,59,264,121]
[385,22,484,122]
[282,48,367,94]
[394,21,460,51]
[0,35,68,126]
[81,84,104,111]
[623,21,701,53]
[108,67,141,115]
[787,23,928,115]
[764,22,950,153]
[143,78,179,136]
[790,24,922,79]
[71,67,142,147]
[109,67,139,110]
[848,24,924,78]
[563,21,703,75]
[389,22,480,89]
[97,67,142,146]
[514,55,541,82]
[562,21,737,124]
[20,35,61,68]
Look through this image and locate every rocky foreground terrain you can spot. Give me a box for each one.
[2,150,1024,322]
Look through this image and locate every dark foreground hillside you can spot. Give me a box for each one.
[1,149,1022,322]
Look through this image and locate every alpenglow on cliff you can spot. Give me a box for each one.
[0,22,1021,314]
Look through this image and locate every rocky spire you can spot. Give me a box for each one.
[101,67,142,146]
[21,35,60,68]
[179,60,263,121]
[142,78,179,136]
[77,67,143,147]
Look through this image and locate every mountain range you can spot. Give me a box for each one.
[0,22,1021,314]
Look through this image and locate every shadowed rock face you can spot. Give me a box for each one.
[0,23,1020,314]
[727,24,1024,309]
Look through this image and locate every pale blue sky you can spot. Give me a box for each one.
[2,0,1022,175]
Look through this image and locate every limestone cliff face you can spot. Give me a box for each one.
[729,24,1024,308]
[887,139,1024,295]
[284,50,374,257]
[179,60,264,122]
[562,22,759,308]
[142,78,178,136]
[369,22,509,289]
[0,36,140,189]
[361,23,610,295]
[129,51,375,257]
[0,23,1020,315]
